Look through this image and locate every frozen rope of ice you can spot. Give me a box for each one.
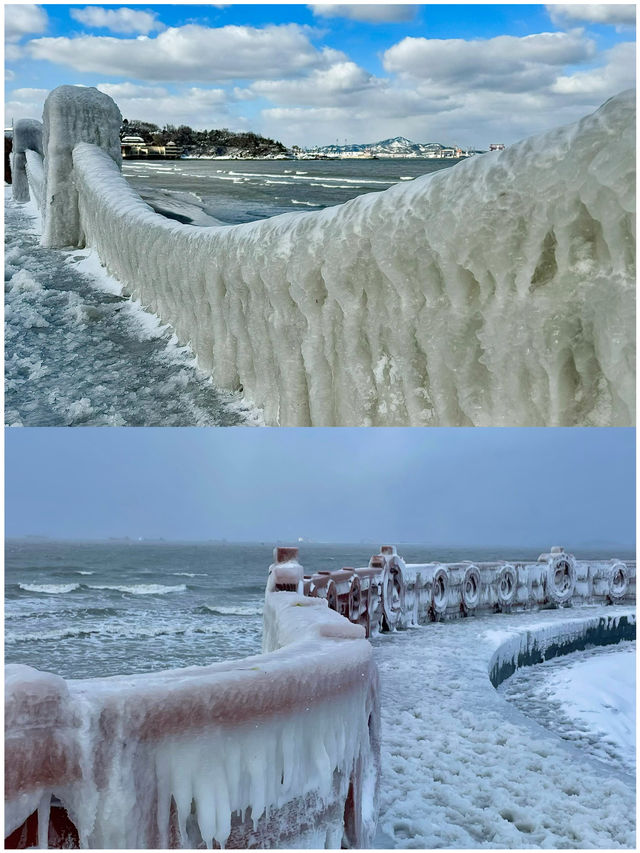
[64,89,634,426]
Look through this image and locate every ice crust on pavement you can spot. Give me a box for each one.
[501,640,635,774]
[4,189,260,426]
[67,90,634,426]
[373,606,635,849]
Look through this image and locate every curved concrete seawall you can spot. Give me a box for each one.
[12,85,636,426]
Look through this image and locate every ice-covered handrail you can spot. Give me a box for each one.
[296,545,635,635]
[11,119,43,203]
[20,86,635,426]
[5,547,379,849]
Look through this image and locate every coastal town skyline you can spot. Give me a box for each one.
[5,3,636,148]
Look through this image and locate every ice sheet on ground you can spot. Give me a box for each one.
[372,606,635,849]
[500,641,635,773]
[4,189,261,426]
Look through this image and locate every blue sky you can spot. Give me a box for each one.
[5,3,636,146]
[5,428,635,549]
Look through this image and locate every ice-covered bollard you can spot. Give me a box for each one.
[41,86,121,248]
[11,119,43,203]
[267,546,304,592]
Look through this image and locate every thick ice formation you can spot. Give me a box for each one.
[11,119,43,203]
[24,150,44,210]
[41,86,121,248]
[5,584,378,849]
[66,90,634,425]
[374,606,635,848]
[500,641,635,774]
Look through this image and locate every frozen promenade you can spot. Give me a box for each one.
[4,190,259,427]
[373,607,635,849]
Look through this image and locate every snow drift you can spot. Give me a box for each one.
[5,553,379,849]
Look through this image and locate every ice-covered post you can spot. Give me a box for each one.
[41,86,122,248]
[267,546,304,593]
[11,119,43,203]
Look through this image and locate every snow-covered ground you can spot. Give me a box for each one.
[372,607,635,848]
[4,189,261,426]
[501,641,635,774]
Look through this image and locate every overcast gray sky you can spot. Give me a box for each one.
[5,428,635,549]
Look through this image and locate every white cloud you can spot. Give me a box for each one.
[249,61,383,106]
[383,31,596,92]
[256,29,634,148]
[547,5,636,27]
[69,6,163,36]
[97,84,233,128]
[310,4,417,23]
[552,41,636,98]
[27,24,327,82]
[5,87,48,124]
[5,4,48,41]
[5,44,23,62]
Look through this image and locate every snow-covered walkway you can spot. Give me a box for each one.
[5,190,260,426]
[372,607,635,848]
[501,641,635,775]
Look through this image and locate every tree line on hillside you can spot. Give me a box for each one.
[120,119,288,157]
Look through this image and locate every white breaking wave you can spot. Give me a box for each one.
[173,571,208,577]
[200,604,263,617]
[88,583,187,595]
[19,583,80,594]
[64,92,635,424]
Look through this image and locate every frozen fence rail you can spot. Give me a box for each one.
[12,86,636,426]
[4,544,635,849]
[293,545,635,633]
[5,547,379,849]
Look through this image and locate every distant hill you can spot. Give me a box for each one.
[310,136,456,157]
[121,119,289,159]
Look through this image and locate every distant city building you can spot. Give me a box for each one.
[121,137,182,160]
[489,143,506,151]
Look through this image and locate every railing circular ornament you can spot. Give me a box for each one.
[381,561,405,629]
[431,567,449,616]
[497,564,517,607]
[607,561,629,601]
[546,554,576,604]
[461,565,481,612]
[326,579,339,612]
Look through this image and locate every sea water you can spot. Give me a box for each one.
[5,539,631,680]
[121,158,460,226]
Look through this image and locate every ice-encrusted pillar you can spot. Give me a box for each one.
[11,119,43,203]
[41,85,122,248]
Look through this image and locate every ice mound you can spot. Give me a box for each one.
[67,90,634,426]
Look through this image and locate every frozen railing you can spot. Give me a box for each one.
[11,118,43,204]
[5,544,635,849]
[290,545,635,636]
[5,547,379,850]
[13,85,635,426]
